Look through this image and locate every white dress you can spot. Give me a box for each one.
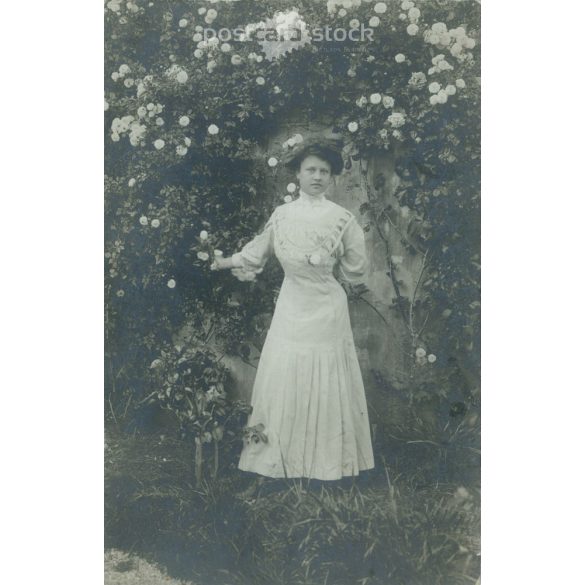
[231,190,375,480]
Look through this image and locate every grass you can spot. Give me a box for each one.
[105,424,480,585]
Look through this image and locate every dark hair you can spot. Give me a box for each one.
[284,143,344,176]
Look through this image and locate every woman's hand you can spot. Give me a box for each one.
[210,256,231,271]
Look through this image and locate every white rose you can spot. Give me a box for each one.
[193,33,203,42]
[374,2,387,14]
[137,106,147,117]
[184,137,191,146]
[287,183,297,193]
[395,53,406,63]
[347,69,356,78]
[208,124,219,135]
[429,95,439,105]
[408,7,420,20]
[348,121,358,132]
[197,251,210,261]
[151,219,160,228]
[179,18,188,28]
[308,253,322,265]
[128,178,136,187]
[431,22,448,34]
[450,43,463,56]
[119,64,130,75]
[293,133,304,144]
[369,16,380,27]
[179,116,190,126]
[428,82,441,94]
[427,354,437,363]
[155,117,164,126]
[349,19,360,28]
[439,32,451,46]
[200,230,209,240]
[401,1,414,9]
[111,72,120,81]
[198,7,206,15]
[415,347,426,358]
[338,8,347,17]
[221,43,231,53]
[451,27,466,39]
[154,139,165,150]
[387,113,406,128]
[428,33,440,44]
[111,132,120,142]
[284,195,292,203]
[399,13,407,20]
[268,157,278,167]
[406,23,419,36]
[436,90,448,104]
[370,93,382,104]
[231,55,242,65]
[379,128,388,139]
[176,145,188,156]
[194,49,203,58]
[382,96,394,108]
[256,76,265,85]
[139,215,148,226]
[463,37,476,49]
[438,60,451,71]
[455,78,466,89]
[176,70,188,83]
[445,85,456,96]
[167,279,176,288]
[214,249,223,257]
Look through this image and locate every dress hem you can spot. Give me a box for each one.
[237,461,375,481]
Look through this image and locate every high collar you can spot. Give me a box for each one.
[298,189,327,208]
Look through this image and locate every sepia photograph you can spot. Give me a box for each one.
[104,1,481,583]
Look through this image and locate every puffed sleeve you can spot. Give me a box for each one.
[334,217,369,284]
[231,210,275,281]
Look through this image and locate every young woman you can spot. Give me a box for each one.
[211,141,375,481]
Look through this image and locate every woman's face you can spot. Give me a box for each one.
[296,155,333,196]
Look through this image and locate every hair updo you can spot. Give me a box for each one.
[284,141,344,176]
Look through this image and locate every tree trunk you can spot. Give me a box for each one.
[195,438,203,487]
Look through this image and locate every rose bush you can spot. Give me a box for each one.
[105,0,480,478]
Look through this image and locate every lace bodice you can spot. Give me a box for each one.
[231,193,368,284]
